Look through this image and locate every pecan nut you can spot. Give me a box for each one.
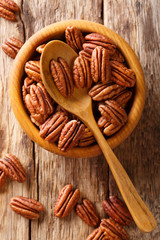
[98,116,122,136]
[73,56,92,88]
[50,57,74,97]
[89,82,125,101]
[78,127,95,147]
[103,196,133,226]
[91,46,111,83]
[58,120,85,152]
[0,0,19,12]
[111,61,136,87]
[65,26,84,53]
[112,89,132,108]
[110,49,125,63]
[83,33,116,56]
[36,43,46,54]
[54,184,80,218]
[0,0,18,21]
[39,112,69,143]
[0,170,7,188]
[2,37,23,59]
[76,198,100,227]
[9,196,44,219]
[0,153,27,183]
[25,60,42,82]
[79,50,91,62]
[100,218,130,240]
[86,227,107,240]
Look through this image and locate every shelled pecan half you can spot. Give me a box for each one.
[91,46,111,83]
[0,154,27,183]
[89,82,125,101]
[54,184,80,218]
[110,48,125,63]
[112,89,132,108]
[65,26,84,53]
[78,127,95,147]
[39,112,69,143]
[98,116,122,136]
[79,50,91,62]
[73,56,92,88]
[0,0,19,21]
[100,218,130,240]
[2,37,23,59]
[36,43,46,54]
[86,227,107,240]
[76,198,100,227]
[111,61,136,87]
[50,57,74,97]
[25,60,42,82]
[0,0,19,12]
[0,170,7,188]
[83,33,116,56]
[9,196,44,219]
[23,77,35,93]
[58,120,85,152]
[103,196,133,226]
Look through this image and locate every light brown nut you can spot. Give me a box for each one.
[36,43,46,54]
[83,33,116,56]
[25,60,42,82]
[112,89,132,108]
[65,26,84,53]
[58,120,85,152]
[0,153,27,183]
[39,112,69,143]
[89,82,125,101]
[0,170,7,188]
[78,127,96,147]
[73,56,92,89]
[111,61,136,87]
[0,3,16,21]
[98,100,127,126]
[54,184,80,218]
[9,196,44,219]
[0,0,19,12]
[98,116,122,136]
[100,218,130,240]
[76,198,100,227]
[23,77,35,93]
[91,46,111,83]
[86,227,108,240]
[2,37,23,59]
[103,196,133,226]
[79,50,91,62]
[50,57,74,97]
[110,49,125,63]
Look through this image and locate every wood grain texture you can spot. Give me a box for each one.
[0,0,159,240]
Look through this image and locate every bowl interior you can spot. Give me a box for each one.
[9,20,145,158]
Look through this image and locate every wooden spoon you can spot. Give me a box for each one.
[40,40,156,232]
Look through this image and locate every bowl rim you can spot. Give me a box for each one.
[9,19,145,158]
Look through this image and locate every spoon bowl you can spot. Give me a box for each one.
[40,40,156,233]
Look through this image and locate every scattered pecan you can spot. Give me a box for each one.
[9,196,44,219]
[112,89,132,108]
[0,153,27,183]
[39,112,69,143]
[0,0,19,12]
[2,37,23,59]
[0,170,7,188]
[103,196,133,226]
[58,120,85,152]
[73,56,92,88]
[78,127,95,147]
[98,100,127,126]
[98,116,122,136]
[91,46,111,83]
[83,33,116,56]
[65,26,84,53]
[76,198,100,227]
[110,48,125,63]
[54,184,80,218]
[111,61,136,87]
[100,218,130,240]
[36,43,46,54]
[89,82,125,101]
[86,227,107,240]
[0,0,19,21]
[25,60,42,82]
[50,57,74,97]
[79,50,91,62]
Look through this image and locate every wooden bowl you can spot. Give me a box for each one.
[9,20,145,158]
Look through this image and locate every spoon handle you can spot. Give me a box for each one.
[84,114,156,232]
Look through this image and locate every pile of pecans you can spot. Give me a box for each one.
[54,184,133,240]
[20,26,136,152]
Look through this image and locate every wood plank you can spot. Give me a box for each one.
[104,0,160,239]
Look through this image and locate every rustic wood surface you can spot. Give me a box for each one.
[0,0,159,239]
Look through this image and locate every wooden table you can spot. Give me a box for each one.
[0,0,159,239]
